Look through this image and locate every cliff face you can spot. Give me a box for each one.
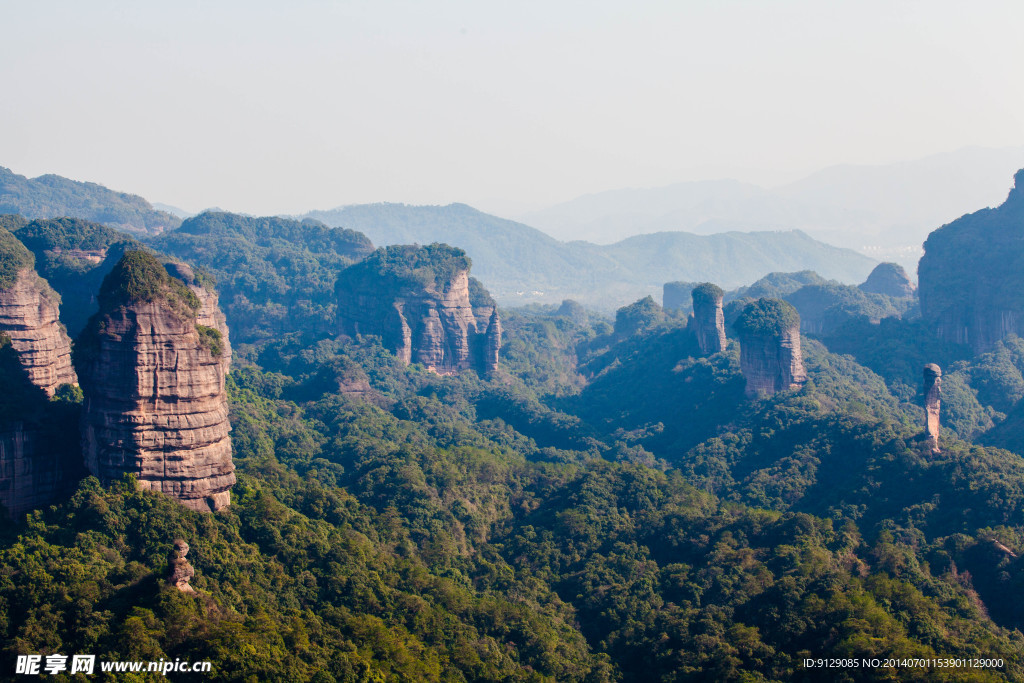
[688,283,726,355]
[0,268,77,396]
[735,299,807,398]
[924,363,942,453]
[0,423,80,518]
[79,252,234,512]
[483,309,502,377]
[337,244,498,375]
[919,169,1024,353]
[860,263,915,298]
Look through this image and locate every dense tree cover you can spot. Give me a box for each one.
[613,296,667,340]
[6,216,143,335]
[0,224,33,289]
[734,299,801,336]
[151,212,375,342]
[7,213,1024,679]
[97,250,199,313]
[336,243,472,295]
[0,167,179,236]
[726,271,830,303]
[784,283,915,335]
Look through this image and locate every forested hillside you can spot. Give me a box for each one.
[2,207,1024,681]
[0,167,179,236]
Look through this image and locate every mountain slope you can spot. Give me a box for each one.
[305,203,875,311]
[519,146,1024,271]
[0,166,180,236]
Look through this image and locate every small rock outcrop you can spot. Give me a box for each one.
[919,169,1024,353]
[688,283,726,354]
[168,538,196,593]
[859,263,915,298]
[336,244,499,375]
[924,363,942,453]
[79,251,234,512]
[735,298,807,398]
[0,230,77,396]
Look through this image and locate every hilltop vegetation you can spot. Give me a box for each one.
[151,212,374,342]
[0,166,179,236]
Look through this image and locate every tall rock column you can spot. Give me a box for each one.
[79,251,234,512]
[689,283,726,355]
[924,363,942,453]
[483,308,502,376]
[735,298,807,398]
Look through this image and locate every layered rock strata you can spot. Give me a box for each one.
[0,269,77,396]
[688,283,726,355]
[924,363,942,453]
[735,298,807,398]
[79,251,234,512]
[166,263,232,366]
[337,244,499,375]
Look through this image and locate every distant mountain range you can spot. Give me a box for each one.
[0,163,879,311]
[519,146,1024,272]
[0,166,180,236]
[305,203,875,311]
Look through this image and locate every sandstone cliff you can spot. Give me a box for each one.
[919,169,1024,353]
[0,421,82,518]
[336,244,499,375]
[0,230,77,395]
[78,251,234,512]
[0,230,82,517]
[734,298,806,398]
[859,262,915,298]
[688,283,726,355]
[924,363,942,453]
[12,217,141,336]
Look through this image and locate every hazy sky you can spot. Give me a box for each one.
[2,0,1023,216]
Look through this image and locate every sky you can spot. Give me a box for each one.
[2,0,1023,216]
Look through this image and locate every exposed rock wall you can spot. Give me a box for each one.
[689,283,726,355]
[919,170,1024,353]
[166,263,232,367]
[0,268,77,396]
[337,246,498,375]
[924,363,942,453]
[735,299,807,398]
[80,254,234,512]
[483,309,502,376]
[0,423,81,518]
